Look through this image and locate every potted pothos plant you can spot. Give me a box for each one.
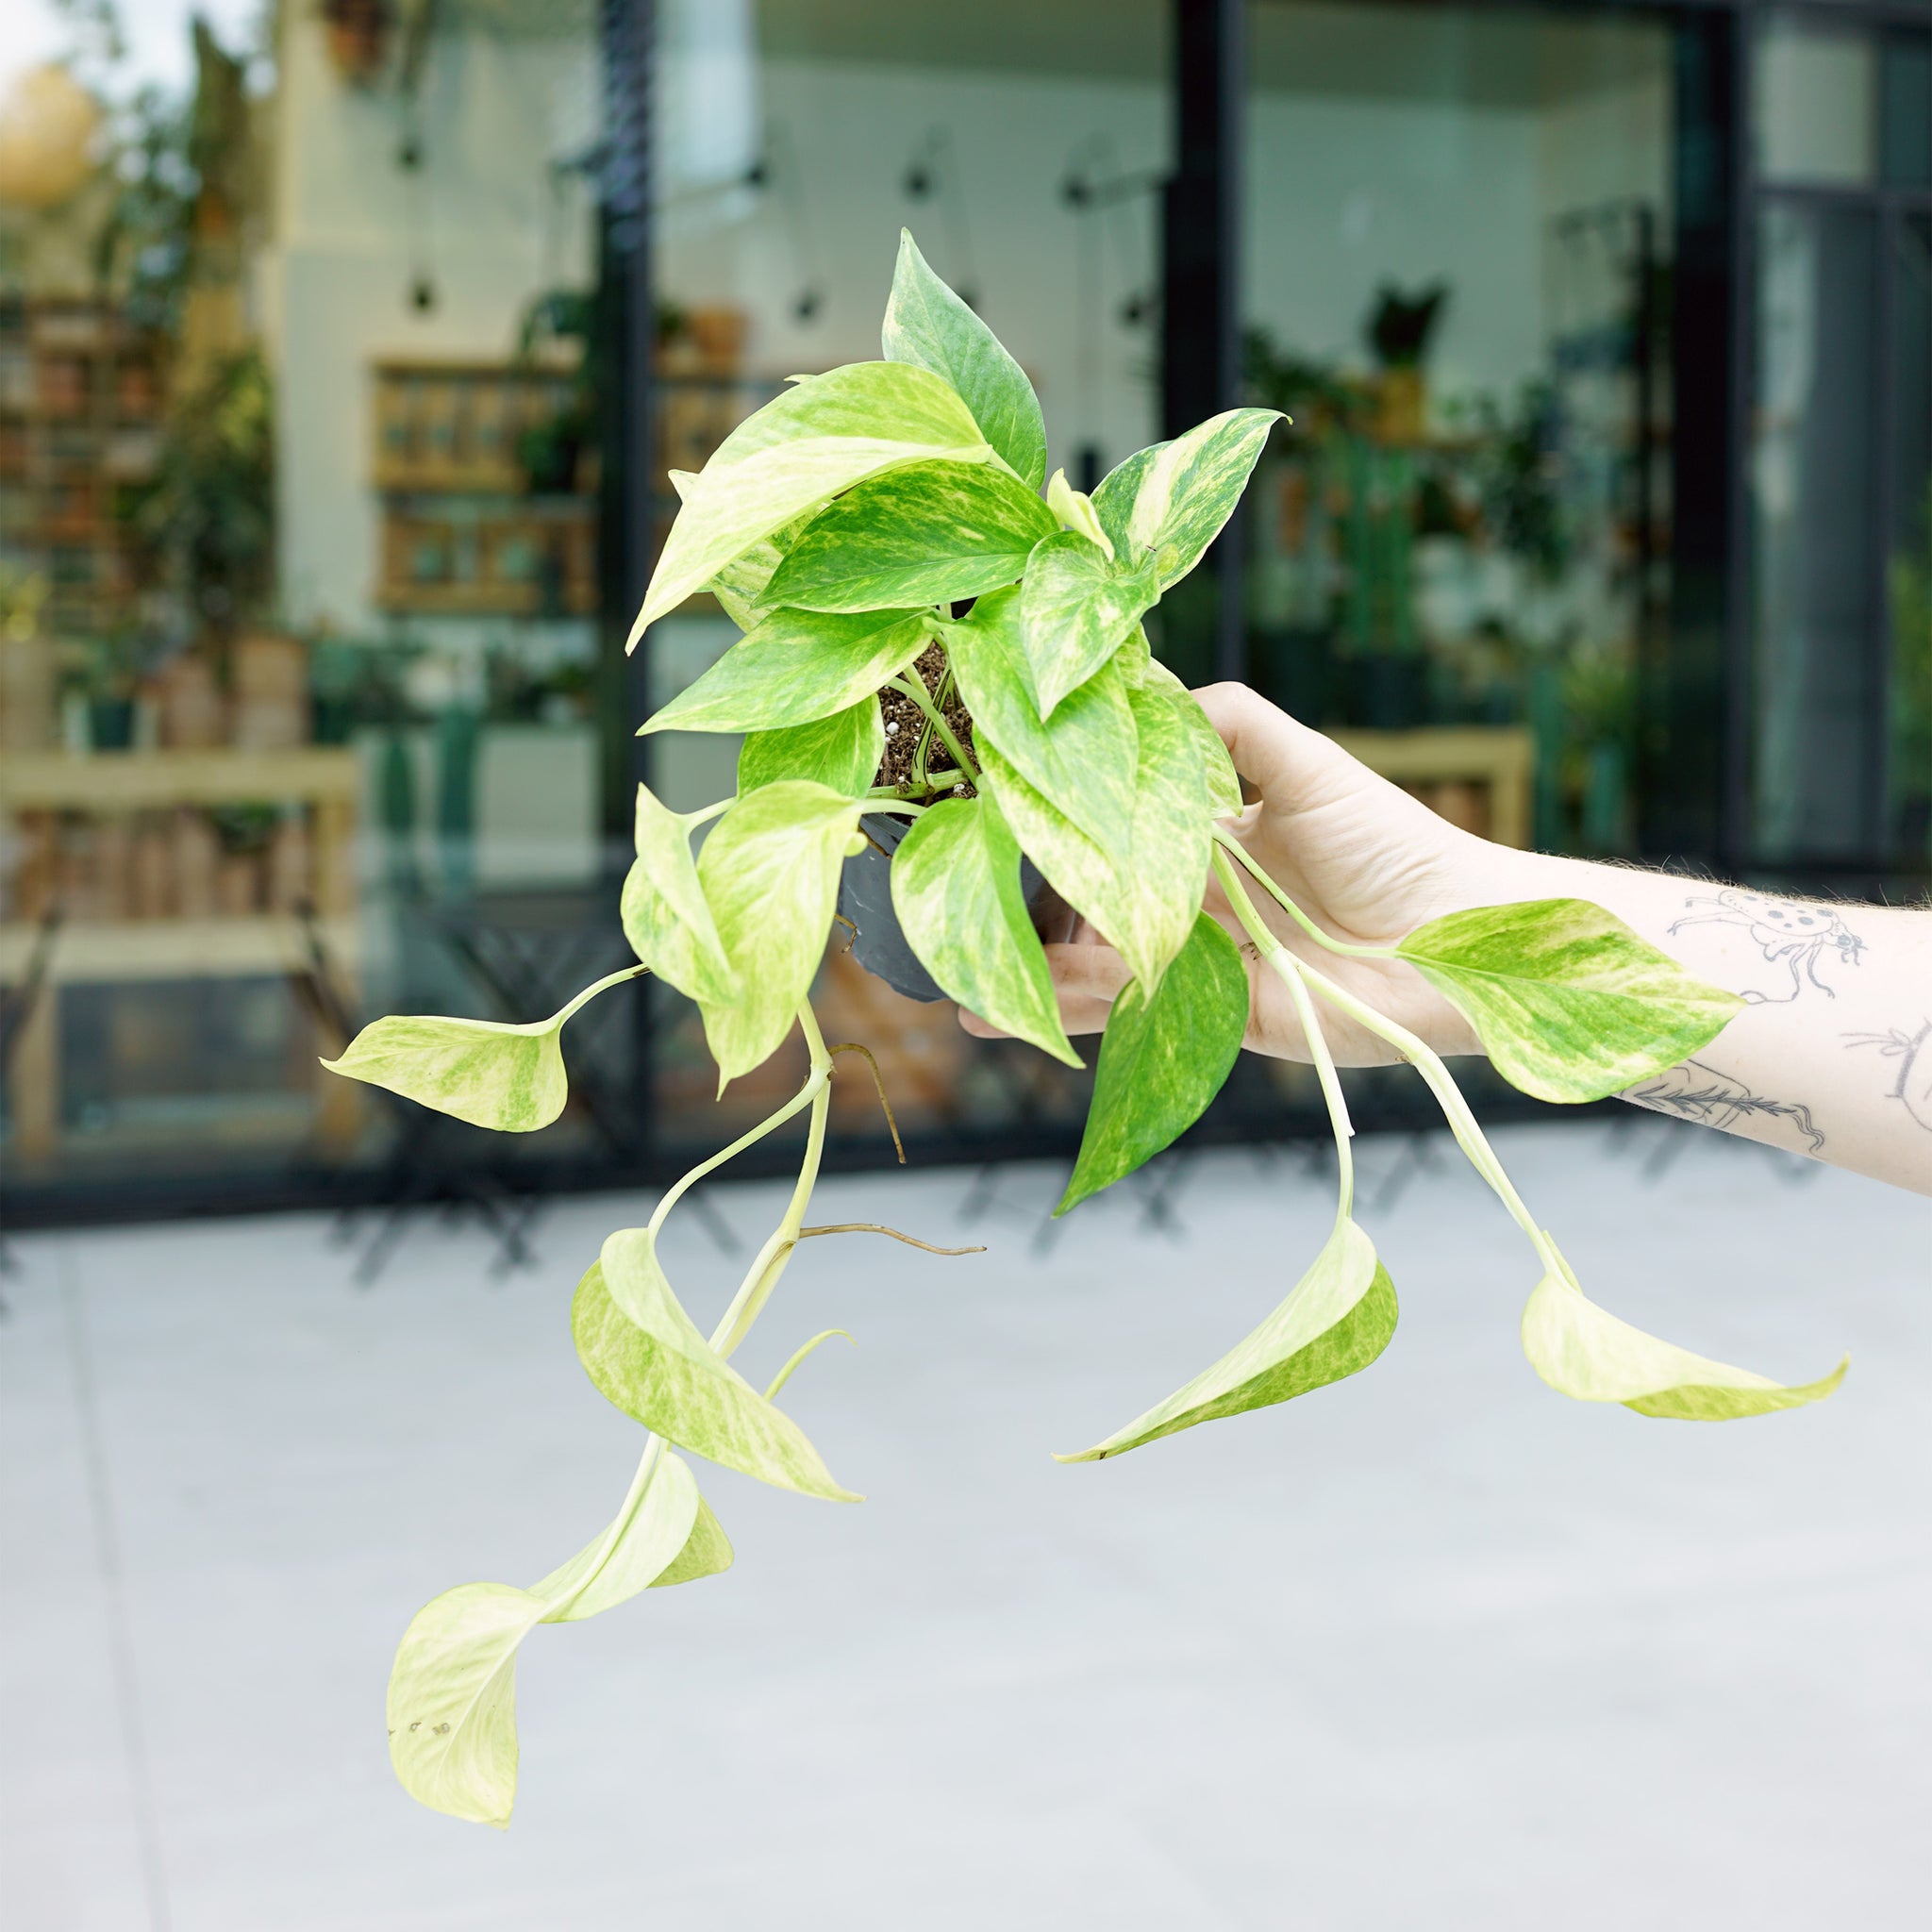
[325,233,1844,1830]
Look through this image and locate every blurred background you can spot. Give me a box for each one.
[3,6,1930,1928]
[1,0,1924,1227]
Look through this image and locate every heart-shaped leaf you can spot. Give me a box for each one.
[632,358,992,637]
[532,1451,729,1621]
[1140,658,1242,817]
[943,584,1138,858]
[624,784,734,1005]
[1115,408,1281,587]
[706,508,813,633]
[1521,1245,1846,1419]
[388,1583,541,1829]
[1396,899,1744,1103]
[694,780,865,1080]
[764,458,1056,613]
[979,678,1210,994]
[1045,467,1113,556]
[1058,912,1247,1214]
[890,793,1082,1067]
[1089,441,1164,559]
[739,700,885,797]
[321,968,636,1131]
[641,608,929,736]
[1018,532,1159,719]
[388,1451,730,1828]
[1058,1217,1396,1460]
[882,228,1048,489]
[575,1232,860,1500]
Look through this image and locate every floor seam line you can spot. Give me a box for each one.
[62,1240,174,1932]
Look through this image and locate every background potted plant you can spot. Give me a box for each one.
[325,234,1845,1830]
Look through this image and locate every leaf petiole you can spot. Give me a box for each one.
[885,673,980,784]
[1210,850,1354,1222]
[708,1000,837,1359]
[1212,826,1391,960]
[1208,847,1558,1274]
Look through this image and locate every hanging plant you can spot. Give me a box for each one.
[325,233,1843,1829]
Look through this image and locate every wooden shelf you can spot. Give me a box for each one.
[0,746,360,811]
[0,912,360,987]
[1329,725,1533,847]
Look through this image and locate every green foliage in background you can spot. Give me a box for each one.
[325,232,1839,1831]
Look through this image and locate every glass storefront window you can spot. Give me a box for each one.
[3,3,632,1209]
[1240,0,1672,858]
[1756,18,1877,189]
[643,0,1171,1159]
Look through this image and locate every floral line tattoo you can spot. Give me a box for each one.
[1844,1022,1932,1135]
[1668,889,1865,1004]
[1623,1058,1826,1152]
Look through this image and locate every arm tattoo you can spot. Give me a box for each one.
[1844,1022,1932,1134]
[1623,1058,1825,1152]
[1667,888,1865,1004]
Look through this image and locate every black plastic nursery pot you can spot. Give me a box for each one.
[838,811,1076,1003]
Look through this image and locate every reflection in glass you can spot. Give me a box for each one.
[645,0,1170,1154]
[1755,20,1876,189]
[1891,214,1932,860]
[1241,1,1670,856]
[1751,200,1879,863]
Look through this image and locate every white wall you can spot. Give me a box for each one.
[1244,42,1671,407]
[655,57,1171,484]
[261,12,598,636]
[1245,87,1543,396]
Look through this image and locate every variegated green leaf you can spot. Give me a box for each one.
[1119,408,1280,587]
[1058,1217,1396,1460]
[890,793,1082,1067]
[943,585,1137,858]
[1045,467,1113,557]
[625,784,733,1004]
[764,459,1056,613]
[576,1232,860,1500]
[1019,532,1159,719]
[320,968,637,1132]
[695,781,865,1081]
[1141,658,1242,816]
[388,1582,541,1828]
[1397,899,1744,1104]
[641,608,928,736]
[1522,1243,1846,1420]
[1058,912,1246,1214]
[1090,441,1165,559]
[387,1451,729,1828]
[739,700,884,797]
[706,508,813,633]
[532,1451,730,1622]
[631,359,992,637]
[882,227,1048,489]
[979,678,1209,993]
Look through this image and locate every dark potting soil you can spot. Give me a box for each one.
[874,640,977,794]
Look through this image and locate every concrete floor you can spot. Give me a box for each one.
[3,1119,1928,1931]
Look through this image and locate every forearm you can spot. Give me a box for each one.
[1457,845,1932,1194]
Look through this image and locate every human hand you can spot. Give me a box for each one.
[961,682,1522,1065]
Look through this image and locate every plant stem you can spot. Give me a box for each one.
[708,1000,835,1359]
[554,1003,838,1615]
[1211,849,1355,1222]
[646,1049,826,1241]
[886,674,979,784]
[1297,954,1559,1275]
[553,963,648,1027]
[1212,827,1393,960]
[684,797,733,827]
[541,1433,665,1620]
